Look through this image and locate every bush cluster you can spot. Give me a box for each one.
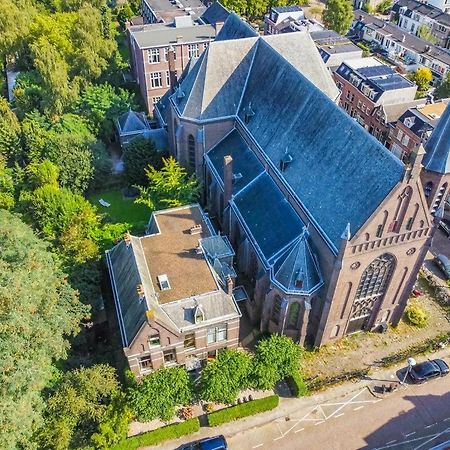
[287,372,308,398]
[111,418,200,450]
[207,396,279,427]
[404,304,428,328]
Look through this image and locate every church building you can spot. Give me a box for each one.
[154,15,450,346]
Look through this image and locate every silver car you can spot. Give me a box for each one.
[434,254,450,279]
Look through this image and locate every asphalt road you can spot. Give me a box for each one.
[227,376,450,450]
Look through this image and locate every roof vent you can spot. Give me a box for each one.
[232,172,243,182]
[280,151,293,172]
[157,274,171,291]
[190,224,202,235]
[243,102,255,124]
[176,88,185,102]
[195,244,203,255]
[124,231,132,248]
[295,279,303,289]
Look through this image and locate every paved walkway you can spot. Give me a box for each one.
[150,346,450,450]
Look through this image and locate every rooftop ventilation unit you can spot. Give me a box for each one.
[190,224,202,235]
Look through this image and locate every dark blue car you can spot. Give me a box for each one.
[409,359,449,383]
[179,435,228,450]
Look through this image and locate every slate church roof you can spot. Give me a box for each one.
[175,30,403,252]
[423,103,450,174]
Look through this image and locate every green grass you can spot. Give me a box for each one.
[89,189,150,234]
[207,395,279,427]
[116,32,130,63]
[111,418,200,450]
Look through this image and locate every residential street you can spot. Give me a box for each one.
[154,348,450,450]
[227,376,450,450]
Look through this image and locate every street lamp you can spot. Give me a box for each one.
[401,357,417,385]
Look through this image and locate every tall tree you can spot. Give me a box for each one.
[322,0,353,36]
[0,98,23,163]
[0,210,87,449]
[136,157,200,210]
[409,67,432,97]
[434,73,450,100]
[251,334,302,390]
[199,349,252,404]
[36,364,125,450]
[123,136,162,186]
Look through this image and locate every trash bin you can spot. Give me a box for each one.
[378,323,388,333]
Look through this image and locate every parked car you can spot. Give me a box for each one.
[438,219,450,237]
[179,435,228,450]
[434,254,450,279]
[409,359,449,383]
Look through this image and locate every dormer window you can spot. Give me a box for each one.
[280,151,293,172]
[194,304,205,323]
[404,117,415,128]
[157,274,171,291]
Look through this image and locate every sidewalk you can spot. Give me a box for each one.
[150,345,450,449]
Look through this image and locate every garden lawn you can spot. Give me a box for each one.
[89,190,150,233]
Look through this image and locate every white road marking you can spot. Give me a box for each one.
[273,436,284,441]
[405,432,416,437]
[444,418,450,422]
[386,440,397,445]
[295,428,305,433]
[425,424,434,429]
[334,413,345,418]
[325,389,368,420]
[252,445,263,448]
[354,406,364,411]
[314,421,326,426]
[413,427,450,450]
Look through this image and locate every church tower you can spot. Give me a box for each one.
[420,103,450,214]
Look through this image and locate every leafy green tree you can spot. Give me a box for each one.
[128,367,193,421]
[0,158,16,209]
[13,71,47,117]
[26,159,60,189]
[322,0,353,36]
[136,157,200,210]
[0,210,87,449]
[409,67,433,97]
[37,364,123,450]
[123,136,163,186]
[220,0,248,15]
[78,83,133,139]
[417,25,438,45]
[0,98,23,163]
[376,0,392,12]
[435,73,450,99]
[199,349,253,404]
[117,3,133,27]
[251,334,302,390]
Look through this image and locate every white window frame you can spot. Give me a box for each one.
[150,72,162,89]
[152,96,161,105]
[188,43,199,59]
[148,48,160,64]
[207,325,227,344]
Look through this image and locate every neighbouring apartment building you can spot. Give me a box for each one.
[155,14,450,348]
[311,30,363,70]
[264,5,323,34]
[391,0,450,49]
[141,0,206,24]
[388,99,450,163]
[106,204,242,377]
[334,57,418,144]
[352,10,450,83]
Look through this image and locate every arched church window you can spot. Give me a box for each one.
[355,253,395,302]
[432,182,448,213]
[287,302,300,329]
[188,134,196,169]
[271,295,282,325]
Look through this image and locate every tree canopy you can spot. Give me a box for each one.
[409,67,432,98]
[435,73,450,100]
[136,157,201,211]
[199,349,253,404]
[322,0,353,36]
[0,210,87,449]
[127,367,193,421]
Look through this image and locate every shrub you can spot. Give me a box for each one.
[111,418,200,450]
[207,395,279,427]
[287,372,308,398]
[404,304,428,328]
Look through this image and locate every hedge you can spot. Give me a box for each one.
[287,372,308,397]
[207,395,279,427]
[111,418,200,450]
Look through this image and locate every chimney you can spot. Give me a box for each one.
[176,35,183,43]
[214,21,224,35]
[223,155,233,205]
[225,274,233,295]
[168,45,177,92]
[124,231,132,248]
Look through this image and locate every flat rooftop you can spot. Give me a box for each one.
[142,0,206,23]
[417,101,448,121]
[129,22,215,48]
[141,205,218,304]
